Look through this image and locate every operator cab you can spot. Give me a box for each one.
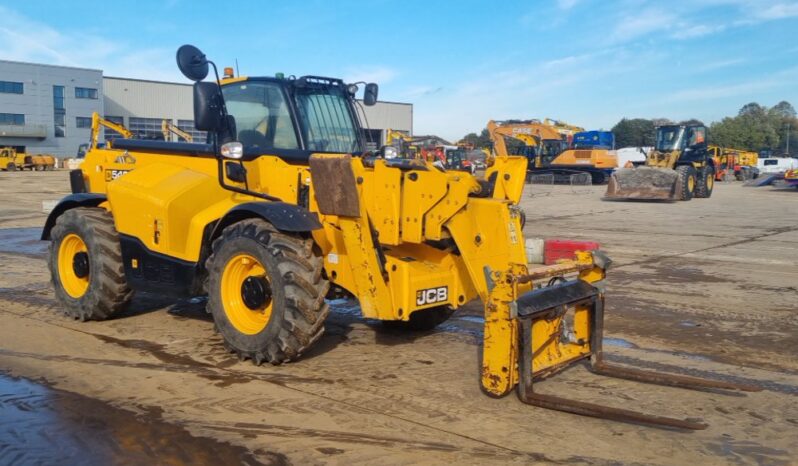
[655,125,706,152]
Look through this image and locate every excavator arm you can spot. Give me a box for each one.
[91,112,133,150]
[161,119,194,142]
[487,120,564,159]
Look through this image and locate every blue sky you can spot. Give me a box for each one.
[1,0,797,140]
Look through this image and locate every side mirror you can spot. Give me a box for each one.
[176,44,209,82]
[193,82,224,131]
[363,83,378,106]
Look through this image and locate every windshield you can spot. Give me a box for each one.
[656,127,687,151]
[293,86,360,153]
[223,81,299,152]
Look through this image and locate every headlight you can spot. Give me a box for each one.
[383,146,398,159]
[221,142,244,159]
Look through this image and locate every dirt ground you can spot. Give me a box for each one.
[1,170,796,465]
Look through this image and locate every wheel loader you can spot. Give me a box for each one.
[43,45,757,430]
[605,124,715,201]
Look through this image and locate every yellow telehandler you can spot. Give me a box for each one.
[43,45,757,430]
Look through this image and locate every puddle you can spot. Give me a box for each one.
[679,320,701,328]
[0,372,264,464]
[603,337,639,349]
[0,227,47,257]
[455,315,485,324]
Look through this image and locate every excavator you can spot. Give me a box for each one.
[69,114,134,170]
[606,124,715,201]
[384,128,419,160]
[161,119,195,142]
[42,44,757,432]
[487,120,617,183]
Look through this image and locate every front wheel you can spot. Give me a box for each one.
[675,166,697,201]
[206,219,330,364]
[7,163,16,172]
[48,207,133,320]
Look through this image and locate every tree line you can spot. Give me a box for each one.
[459,101,798,156]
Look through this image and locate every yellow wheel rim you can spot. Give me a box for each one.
[58,233,90,298]
[221,254,273,335]
[707,174,714,190]
[688,175,695,192]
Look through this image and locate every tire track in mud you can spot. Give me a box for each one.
[613,225,798,269]
[0,302,626,465]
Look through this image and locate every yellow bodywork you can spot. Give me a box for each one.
[552,148,617,169]
[74,77,607,398]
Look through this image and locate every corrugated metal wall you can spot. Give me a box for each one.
[103,78,194,121]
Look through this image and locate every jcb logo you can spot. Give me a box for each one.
[416,286,448,306]
[105,169,130,181]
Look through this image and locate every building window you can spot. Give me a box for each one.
[53,86,65,137]
[129,117,166,139]
[53,85,65,110]
[76,117,92,128]
[177,120,207,142]
[0,81,23,94]
[75,87,98,99]
[0,113,25,125]
[104,116,126,141]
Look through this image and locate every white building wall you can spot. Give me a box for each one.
[0,60,103,157]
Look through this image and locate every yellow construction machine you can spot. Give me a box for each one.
[487,120,617,183]
[0,147,56,171]
[162,119,195,142]
[384,128,419,160]
[606,124,715,201]
[43,45,757,430]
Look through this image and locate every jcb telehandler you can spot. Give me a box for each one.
[605,124,715,201]
[43,45,756,430]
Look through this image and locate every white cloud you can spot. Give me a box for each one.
[557,0,581,10]
[609,9,677,43]
[670,23,726,39]
[0,6,182,81]
[756,2,798,19]
[342,66,398,85]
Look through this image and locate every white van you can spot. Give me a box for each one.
[757,157,798,174]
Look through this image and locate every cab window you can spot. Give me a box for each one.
[222,81,299,152]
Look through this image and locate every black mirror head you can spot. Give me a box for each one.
[193,81,224,131]
[176,44,209,82]
[363,83,378,106]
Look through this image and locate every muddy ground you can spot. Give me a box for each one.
[0,171,796,465]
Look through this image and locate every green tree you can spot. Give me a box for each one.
[611,118,656,147]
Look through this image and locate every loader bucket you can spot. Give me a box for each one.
[604,167,678,201]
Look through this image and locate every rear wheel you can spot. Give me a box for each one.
[694,165,714,198]
[48,207,133,320]
[675,165,697,201]
[206,219,329,364]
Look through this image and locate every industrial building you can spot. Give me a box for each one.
[0,59,413,157]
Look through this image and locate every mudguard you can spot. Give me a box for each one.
[41,193,107,240]
[210,202,322,241]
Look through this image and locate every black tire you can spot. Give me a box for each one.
[7,163,16,172]
[48,207,133,321]
[590,172,606,184]
[383,306,454,331]
[694,165,714,198]
[675,165,696,201]
[206,219,330,364]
